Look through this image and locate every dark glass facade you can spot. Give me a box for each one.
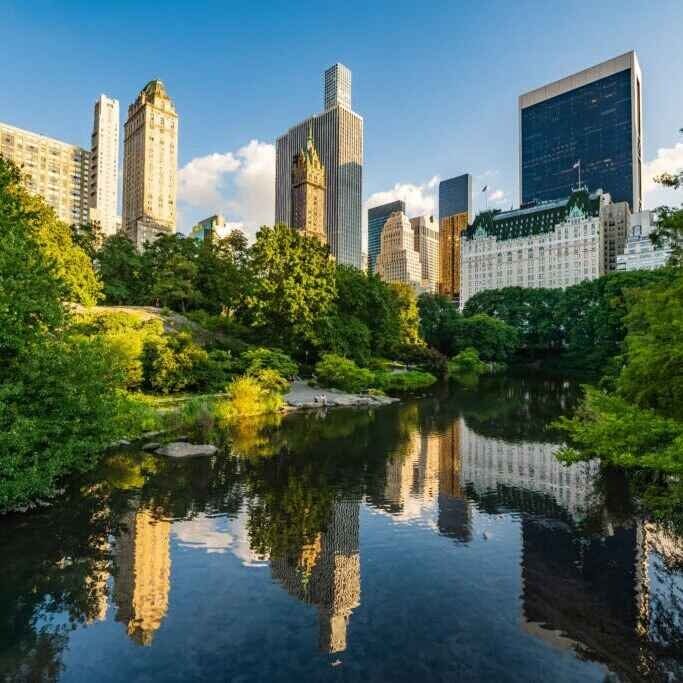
[521,69,635,208]
[367,200,405,273]
[439,174,472,220]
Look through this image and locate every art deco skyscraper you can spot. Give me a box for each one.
[276,63,363,267]
[89,94,120,236]
[291,127,326,243]
[122,80,178,249]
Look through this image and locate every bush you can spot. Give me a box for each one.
[242,347,298,378]
[396,343,448,376]
[314,353,375,393]
[223,375,284,419]
[448,348,488,378]
[375,370,437,393]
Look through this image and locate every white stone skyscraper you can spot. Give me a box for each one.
[122,80,178,249]
[89,94,120,236]
[275,63,363,267]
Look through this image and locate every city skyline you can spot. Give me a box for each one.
[2,2,682,240]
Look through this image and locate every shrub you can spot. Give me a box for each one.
[447,348,488,378]
[242,347,298,378]
[142,331,210,394]
[314,353,375,393]
[223,375,284,419]
[375,370,437,393]
[396,344,448,376]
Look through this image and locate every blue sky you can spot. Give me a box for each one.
[2,0,682,236]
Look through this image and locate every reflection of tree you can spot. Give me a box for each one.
[450,372,583,443]
[0,484,117,681]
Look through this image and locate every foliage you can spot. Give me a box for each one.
[97,234,143,304]
[650,205,683,267]
[395,343,448,376]
[448,348,489,378]
[463,270,677,371]
[617,271,683,419]
[375,370,437,393]
[314,353,375,393]
[390,282,422,347]
[556,388,683,473]
[242,347,298,379]
[244,224,336,352]
[222,374,285,419]
[195,234,247,314]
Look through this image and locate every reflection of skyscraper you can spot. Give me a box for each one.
[271,499,360,653]
[437,418,472,542]
[114,507,171,646]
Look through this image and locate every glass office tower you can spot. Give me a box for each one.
[367,200,405,274]
[519,51,642,211]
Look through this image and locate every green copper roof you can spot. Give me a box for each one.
[465,189,602,242]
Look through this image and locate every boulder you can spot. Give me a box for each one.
[155,442,218,458]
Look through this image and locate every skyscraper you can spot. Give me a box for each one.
[275,63,363,267]
[410,215,439,292]
[291,127,326,243]
[520,51,643,210]
[89,94,120,236]
[375,210,423,290]
[439,174,472,300]
[0,121,90,225]
[367,200,405,274]
[122,80,178,250]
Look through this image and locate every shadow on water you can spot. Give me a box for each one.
[1,372,682,682]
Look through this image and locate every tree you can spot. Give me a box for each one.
[97,233,143,304]
[617,271,683,420]
[389,282,422,348]
[417,293,460,352]
[195,234,245,314]
[141,234,199,311]
[243,224,336,353]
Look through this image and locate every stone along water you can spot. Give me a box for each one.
[1,374,682,682]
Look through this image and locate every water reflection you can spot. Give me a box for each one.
[1,373,682,682]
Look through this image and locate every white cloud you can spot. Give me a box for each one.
[366,176,439,219]
[643,143,683,209]
[488,189,505,203]
[177,140,275,239]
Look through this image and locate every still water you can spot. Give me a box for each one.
[2,374,682,682]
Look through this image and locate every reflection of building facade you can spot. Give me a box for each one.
[460,424,599,521]
[271,499,360,653]
[114,507,171,645]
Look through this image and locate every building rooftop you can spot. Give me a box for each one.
[464,189,604,242]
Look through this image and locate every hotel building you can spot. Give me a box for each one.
[520,51,643,210]
[275,64,363,267]
[460,189,614,307]
[617,211,672,271]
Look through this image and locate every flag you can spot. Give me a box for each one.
[572,161,580,169]
[481,185,488,192]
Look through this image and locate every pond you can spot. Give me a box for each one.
[1,373,682,682]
